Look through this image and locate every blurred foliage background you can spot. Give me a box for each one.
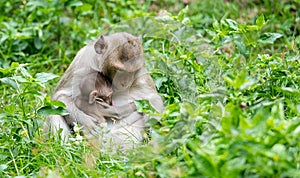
[0,0,300,177]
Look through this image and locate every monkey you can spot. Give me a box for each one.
[75,72,113,124]
[44,32,164,150]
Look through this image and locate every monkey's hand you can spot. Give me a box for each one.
[70,105,102,133]
[57,96,102,135]
[95,100,111,108]
[99,101,137,121]
[94,101,121,120]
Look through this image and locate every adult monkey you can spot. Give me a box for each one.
[45,32,164,149]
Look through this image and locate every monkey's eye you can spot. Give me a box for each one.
[128,40,136,47]
[95,97,104,102]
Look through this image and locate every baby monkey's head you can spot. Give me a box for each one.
[80,72,112,105]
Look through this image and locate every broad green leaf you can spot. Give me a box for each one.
[26,0,47,7]
[11,62,20,68]
[0,164,7,172]
[252,108,269,127]
[256,15,266,27]
[13,76,28,83]
[271,103,284,121]
[180,102,194,116]
[50,100,66,108]
[34,72,58,83]
[240,78,256,90]
[20,67,32,78]
[68,1,83,7]
[154,77,168,90]
[4,104,15,115]
[34,37,42,49]
[187,141,218,177]
[221,157,246,177]
[0,33,8,43]
[81,3,92,12]
[37,106,68,117]
[222,103,242,134]
[0,77,18,89]
[225,19,239,31]
[258,33,283,44]
[281,87,299,94]
[15,31,33,40]
[177,6,188,22]
[0,67,11,75]
[135,99,156,114]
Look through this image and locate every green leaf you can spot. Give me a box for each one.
[0,33,8,43]
[225,19,239,31]
[258,33,283,44]
[271,103,284,121]
[19,67,32,79]
[154,77,168,90]
[281,87,299,94]
[68,1,83,7]
[37,106,68,117]
[222,103,244,134]
[0,77,18,89]
[76,3,92,12]
[0,164,7,172]
[34,72,58,83]
[81,3,92,12]
[135,99,156,114]
[26,0,47,8]
[256,14,266,27]
[0,67,12,75]
[180,102,195,116]
[223,70,255,90]
[4,104,15,115]
[11,62,20,68]
[50,100,66,108]
[251,108,269,134]
[177,6,188,22]
[34,37,42,49]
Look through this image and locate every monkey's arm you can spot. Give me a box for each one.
[56,95,107,135]
[97,69,164,119]
[44,115,71,141]
[96,98,136,119]
[130,69,164,114]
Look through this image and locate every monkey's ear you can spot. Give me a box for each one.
[89,90,98,104]
[138,35,143,42]
[94,35,108,54]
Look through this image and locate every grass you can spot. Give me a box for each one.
[0,0,300,177]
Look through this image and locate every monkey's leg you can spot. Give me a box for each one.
[59,95,109,136]
[44,115,70,141]
[130,71,164,114]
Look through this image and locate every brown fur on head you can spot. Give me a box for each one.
[94,32,144,78]
[80,72,112,105]
[93,72,112,105]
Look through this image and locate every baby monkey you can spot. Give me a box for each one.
[75,72,116,124]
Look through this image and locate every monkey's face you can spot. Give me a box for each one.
[95,33,144,76]
[121,37,143,62]
[112,36,144,73]
[95,91,112,105]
